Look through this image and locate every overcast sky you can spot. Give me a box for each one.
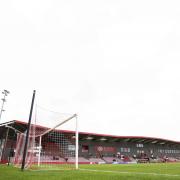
[0,0,180,141]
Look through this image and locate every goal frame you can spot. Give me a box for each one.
[36,114,79,170]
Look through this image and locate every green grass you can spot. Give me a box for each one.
[1,163,180,180]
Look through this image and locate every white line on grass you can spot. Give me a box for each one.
[29,168,74,172]
[80,168,180,177]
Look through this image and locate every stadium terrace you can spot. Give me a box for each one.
[0,120,180,167]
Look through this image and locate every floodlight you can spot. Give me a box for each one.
[0,89,10,122]
[4,90,10,94]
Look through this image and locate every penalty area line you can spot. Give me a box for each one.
[28,168,74,172]
[79,168,180,177]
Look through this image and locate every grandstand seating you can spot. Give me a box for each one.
[123,156,131,162]
[67,157,90,163]
[128,157,137,163]
[78,157,90,163]
[166,157,180,162]
[101,156,138,164]
[88,158,106,164]
[102,157,118,163]
[33,156,66,162]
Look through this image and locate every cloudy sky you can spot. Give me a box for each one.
[0,0,180,141]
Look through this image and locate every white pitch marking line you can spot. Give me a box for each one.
[80,168,180,177]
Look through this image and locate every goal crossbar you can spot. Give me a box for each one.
[37,113,77,137]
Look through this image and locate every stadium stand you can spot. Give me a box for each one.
[88,158,106,164]
[0,120,180,165]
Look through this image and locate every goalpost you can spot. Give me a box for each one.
[13,93,79,170]
[34,113,79,170]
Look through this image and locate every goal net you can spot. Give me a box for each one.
[13,106,78,170]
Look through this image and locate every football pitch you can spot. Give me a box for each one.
[1,163,180,180]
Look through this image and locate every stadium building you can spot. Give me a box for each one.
[0,120,180,165]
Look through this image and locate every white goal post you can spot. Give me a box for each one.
[13,107,79,170]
